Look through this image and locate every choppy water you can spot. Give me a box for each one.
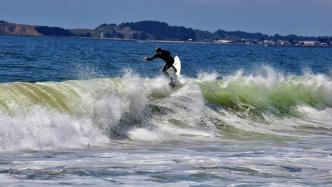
[0,35,332,186]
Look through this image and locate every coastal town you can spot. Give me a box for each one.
[214,38,331,47]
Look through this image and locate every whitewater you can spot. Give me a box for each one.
[0,36,332,186]
[0,69,331,186]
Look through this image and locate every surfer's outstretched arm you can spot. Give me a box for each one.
[146,54,159,61]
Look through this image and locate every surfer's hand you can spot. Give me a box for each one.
[144,57,151,61]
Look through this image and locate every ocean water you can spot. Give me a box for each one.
[0,35,332,186]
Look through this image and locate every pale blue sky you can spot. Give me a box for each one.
[1,0,331,36]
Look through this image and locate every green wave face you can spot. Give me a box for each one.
[199,76,330,117]
[0,82,81,116]
[0,78,123,116]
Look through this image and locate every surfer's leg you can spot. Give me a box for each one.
[169,81,176,88]
[171,65,177,72]
[162,64,171,76]
[162,64,168,73]
[163,64,173,71]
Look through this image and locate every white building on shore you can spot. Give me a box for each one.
[298,41,319,46]
[216,39,232,44]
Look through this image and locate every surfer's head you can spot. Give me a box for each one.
[155,47,162,53]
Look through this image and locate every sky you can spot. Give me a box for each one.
[1,0,331,36]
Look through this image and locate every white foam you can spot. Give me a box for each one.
[0,69,332,151]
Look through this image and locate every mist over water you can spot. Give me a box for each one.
[0,35,332,186]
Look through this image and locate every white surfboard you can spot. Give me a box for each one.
[174,56,181,77]
[167,55,181,78]
[167,56,181,87]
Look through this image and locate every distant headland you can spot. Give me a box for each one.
[0,20,331,47]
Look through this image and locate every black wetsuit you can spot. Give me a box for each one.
[146,49,177,74]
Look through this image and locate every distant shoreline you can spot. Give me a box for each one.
[1,34,331,49]
[1,20,331,48]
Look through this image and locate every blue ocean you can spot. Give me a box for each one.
[0,35,332,186]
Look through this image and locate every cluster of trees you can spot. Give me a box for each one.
[119,21,196,40]
[35,26,74,36]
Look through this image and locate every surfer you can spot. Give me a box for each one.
[145,47,177,76]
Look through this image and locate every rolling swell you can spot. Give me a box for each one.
[0,70,331,151]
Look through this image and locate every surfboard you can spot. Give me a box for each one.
[173,56,181,77]
[166,55,181,79]
[166,56,181,87]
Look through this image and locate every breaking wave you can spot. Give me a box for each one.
[199,68,332,116]
[0,68,331,151]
